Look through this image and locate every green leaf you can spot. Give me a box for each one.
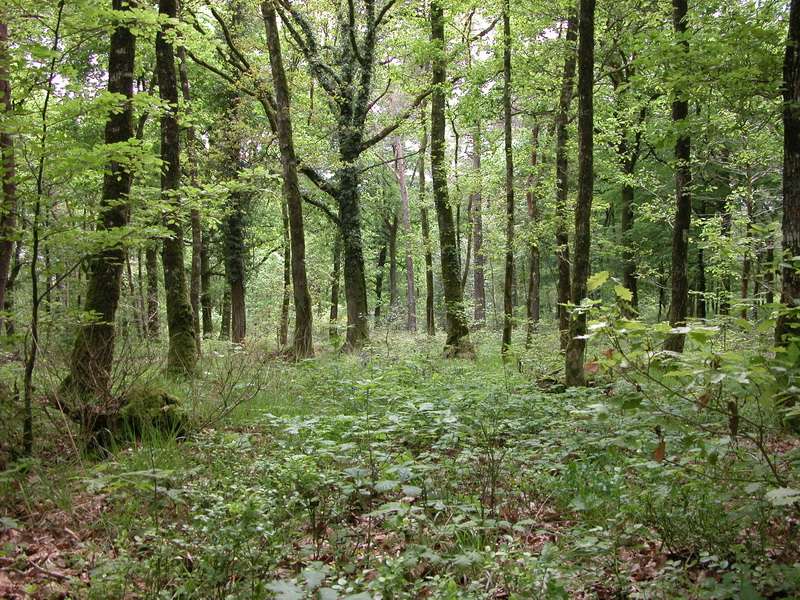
[614,285,633,301]
[765,487,800,506]
[587,271,609,292]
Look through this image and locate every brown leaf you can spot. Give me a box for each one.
[584,361,599,374]
[653,440,666,462]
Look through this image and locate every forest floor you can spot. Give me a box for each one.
[1,328,799,599]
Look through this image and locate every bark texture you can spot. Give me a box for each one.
[565,0,595,387]
[0,22,16,320]
[525,125,541,347]
[263,0,314,358]
[65,0,136,398]
[157,0,198,373]
[500,0,515,358]
[431,0,473,357]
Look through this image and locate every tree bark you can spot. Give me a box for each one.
[200,232,212,337]
[374,242,388,321]
[388,212,399,316]
[565,0,595,387]
[177,46,202,354]
[554,16,578,350]
[279,196,290,347]
[472,126,485,327]
[0,22,16,321]
[431,0,473,357]
[146,245,159,337]
[778,0,800,345]
[220,286,231,341]
[501,0,515,358]
[64,0,135,398]
[263,0,314,358]
[525,125,541,347]
[419,106,436,336]
[394,138,417,331]
[330,232,342,341]
[157,0,197,373]
[664,0,692,353]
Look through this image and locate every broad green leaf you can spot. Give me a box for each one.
[587,271,609,292]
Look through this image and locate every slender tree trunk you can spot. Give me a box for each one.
[394,138,417,332]
[664,0,692,353]
[740,173,754,319]
[177,46,202,354]
[554,16,578,350]
[431,0,473,357]
[146,245,159,337]
[220,286,231,341]
[157,0,197,373]
[419,107,435,336]
[778,0,800,345]
[501,0,515,358]
[525,125,541,347]
[388,213,399,314]
[374,242,388,321]
[63,0,136,400]
[263,1,313,357]
[200,233,212,337]
[472,126,485,327]
[697,245,707,319]
[279,197,290,347]
[765,244,775,305]
[330,232,342,341]
[565,0,595,387]
[0,22,16,319]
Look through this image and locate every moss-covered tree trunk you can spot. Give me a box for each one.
[263,0,313,358]
[146,245,159,337]
[778,0,800,345]
[64,0,135,399]
[0,22,16,321]
[500,0,515,358]
[156,0,197,374]
[431,0,472,357]
[554,16,577,350]
[200,232,212,337]
[565,0,595,387]
[374,242,388,321]
[664,0,692,353]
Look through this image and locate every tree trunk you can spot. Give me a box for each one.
[525,125,541,347]
[263,0,314,358]
[565,0,595,387]
[778,0,800,345]
[279,197,290,347]
[146,244,159,337]
[0,22,16,320]
[419,106,436,336]
[200,232,212,337]
[554,16,578,350]
[664,0,692,353]
[394,138,417,332]
[501,0,515,358]
[388,212,399,316]
[220,286,231,341]
[177,46,202,354]
[64,0,135,399]
[431,0,473,357]
[472,126,485,327]
[374,242,388,321]
[740,173,754,320]
[157,0,197,373]
[330,232,342,341]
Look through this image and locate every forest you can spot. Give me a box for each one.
[0,0,799,597]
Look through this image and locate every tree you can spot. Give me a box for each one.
[263,0,313,358]
[157,0,198,373]
[565,0,595,387]
[393,137,417,332]
[419,108,436,337]
[778,0,800,345]
[500,0,515,358]
[525,124,541,347]
[0,21,15,321]
[63,0,136,400]
[664,0,692,353]
[430,0,473,357]
[554,15,578,350]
